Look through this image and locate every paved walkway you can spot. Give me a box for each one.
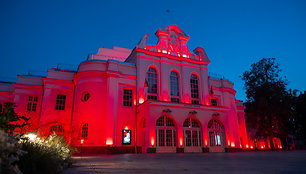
[62,151,306,174]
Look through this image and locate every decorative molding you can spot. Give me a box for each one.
[189,110,197,114]
[212,113,220,117]
[162,108,172,113]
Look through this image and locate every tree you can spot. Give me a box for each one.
[293,91,306,145]
[241,58,294,148]
[0,102,30,134]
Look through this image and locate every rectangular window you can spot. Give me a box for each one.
[166,130,173,146]
[158,129,165,146]
[216,134,221,146]
[170,71,180,103]
[185,130,192,146]
[191,100,200,104]
[148,95,158,100]
[209,132,215,146]
[171,98,180,103]
[192,131,199,146]
[211,98,218,106]
[27,96,38,111]
[55,95,66,110]
[81,124,89,138]
[123,89,133,106]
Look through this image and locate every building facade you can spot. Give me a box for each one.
[0,25,248,153]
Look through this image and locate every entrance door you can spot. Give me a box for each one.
[208,120,225,152]
[156,116,177,153]
[183,118,202,152]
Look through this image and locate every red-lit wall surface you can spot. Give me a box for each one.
[0,25,250,153]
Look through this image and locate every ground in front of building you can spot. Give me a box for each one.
[62,151,306,174]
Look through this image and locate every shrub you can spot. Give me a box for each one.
[18,134,73,174]
[0,130,23,174]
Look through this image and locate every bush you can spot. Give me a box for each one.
[0,130,23,174]
[18,134,73,174]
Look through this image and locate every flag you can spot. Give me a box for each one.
[144,79,149,87]
[209,86,214,95]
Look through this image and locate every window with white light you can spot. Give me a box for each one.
[208,120,224,147]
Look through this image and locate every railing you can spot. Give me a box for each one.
[208,72,230,81]
[54,64,78,72]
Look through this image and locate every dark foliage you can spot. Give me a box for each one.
[292,91,306,144]
[241,58,295,148]
[0,102,30,134]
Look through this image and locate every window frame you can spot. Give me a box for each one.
[210,98,218,106]
[208,120,225,147]
[55,94,66,110]
[123,89,133,107]
[81,92,90,102]
[170,71,180,103]
[27,96,38,112]
[81,123,89,138]
[147,67,158,100]
[156,116,177,147]
[190,74,200,104]
[50,125,64,135]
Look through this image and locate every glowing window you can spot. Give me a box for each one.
[81,92,90,102]
[55,94,66,110]
[147,67,158,100]
[123,89,133,106]
[190,74,200,104]
[208,120,224,147]
[27,96,38,112]
[170,71,180,103]
[50,125,64,135]
[81,123,89,138]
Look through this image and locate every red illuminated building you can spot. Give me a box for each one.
[0,25,249,153]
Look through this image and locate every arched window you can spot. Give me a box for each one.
[183,118,201,147]
[81,123,89,138]
[190,74,200,104]
[183,118,200,128]
[81,92,90,102]
[170,71,180,103]
[156,116,176,147]
[50,125,64,135]
[147,67,158,100]
[208,120,225,147]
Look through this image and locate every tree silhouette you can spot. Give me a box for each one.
[241,58,294,148]
[0,102,30,135]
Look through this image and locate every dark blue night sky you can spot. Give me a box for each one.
[1,0,305,100]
